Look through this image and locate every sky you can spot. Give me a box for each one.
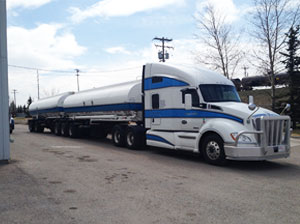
[6,0,255,105]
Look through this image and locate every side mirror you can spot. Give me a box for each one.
[280,103,291,115]
[248,95,256,111]
[185,94,192,110]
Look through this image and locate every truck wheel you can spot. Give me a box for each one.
[54,122,61,136]
[201,134,226,166]
[69,124,79,138]
[61,123,69,137]
[125,127,144,149]
[28,121,34,132]
[33,122,39,132]
[112,125,126,147]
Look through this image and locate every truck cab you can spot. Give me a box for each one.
[143,63,290,165]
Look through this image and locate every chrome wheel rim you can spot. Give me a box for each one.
[206,141,220,160]
[114,131,120,144]
[127,132,134,146]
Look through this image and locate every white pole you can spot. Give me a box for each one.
[0,0,10,161]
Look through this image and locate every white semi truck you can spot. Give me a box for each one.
[28,63,291,165]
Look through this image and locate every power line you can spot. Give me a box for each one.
[8,64,140,74]
[8,64,74,73]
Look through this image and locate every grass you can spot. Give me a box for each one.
[13,117,29,125]
[238,87,289,110]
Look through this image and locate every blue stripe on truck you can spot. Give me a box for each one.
[30,107,64,115]
[145,109,243,124]
[144,77,188,90]
[30,103,143,115]
[146,134,174,146]
[64,103,142,113]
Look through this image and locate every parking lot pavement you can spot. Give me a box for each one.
[291,137,300,147]
[1,124,300,224]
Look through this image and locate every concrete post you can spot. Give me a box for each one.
[0,0,10,161]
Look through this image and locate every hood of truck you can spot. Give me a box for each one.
[211,102,278,121]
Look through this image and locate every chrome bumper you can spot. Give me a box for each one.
[224,116,291,161]
[224,144,290,161]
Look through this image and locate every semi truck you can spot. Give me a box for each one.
[28,63,291,165]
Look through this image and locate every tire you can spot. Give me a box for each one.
[112,125,126,147]
[201,134,226,165]
[125,126,145,149]
[28,121,34,132]
[61,123,69,137]
[69,124,80,138]
[33,122,39,132]
[54,122,61,136]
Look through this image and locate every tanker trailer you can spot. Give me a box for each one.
[28,92,74,133]
[28,80,145,149]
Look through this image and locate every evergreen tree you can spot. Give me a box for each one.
[26,96,33,117]
[281,25,300,128]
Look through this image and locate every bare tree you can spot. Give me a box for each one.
[194,4,243,79]
[250,0,300,111]
[42,88,60,98]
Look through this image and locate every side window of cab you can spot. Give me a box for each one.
[152,94,159,109]
[181,88,199,107]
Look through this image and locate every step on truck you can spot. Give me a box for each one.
[28,63,291,165]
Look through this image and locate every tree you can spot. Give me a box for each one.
[251,0,300,111]
[281,25,300,128]
[26,96,33,117]
[9,101,16,116]
[42,88,60,98]
[194,4,243,79]
[27,96,32,107]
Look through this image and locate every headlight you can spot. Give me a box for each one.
[230,132,252,143]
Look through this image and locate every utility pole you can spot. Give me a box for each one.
[75,69,80,92]
[153,37,173,62]
[37,70,40,99]
[242,65,249,77]
[12,89,17,108]
[0,0,10,161]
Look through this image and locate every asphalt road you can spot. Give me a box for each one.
[1,124,300,224]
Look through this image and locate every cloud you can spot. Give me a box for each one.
[195,0,240,23]
[69,0,185,23]
[7,0,52,10]
[7,24,86,105]
[105,47,131,55]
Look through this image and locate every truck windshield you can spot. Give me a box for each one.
[199,84,241,102]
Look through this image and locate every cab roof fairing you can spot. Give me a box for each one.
[147,63,234,87]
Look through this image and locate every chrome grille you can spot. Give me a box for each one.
[254,116,290,147]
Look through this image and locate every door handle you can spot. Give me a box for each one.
[182,120,187,124]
